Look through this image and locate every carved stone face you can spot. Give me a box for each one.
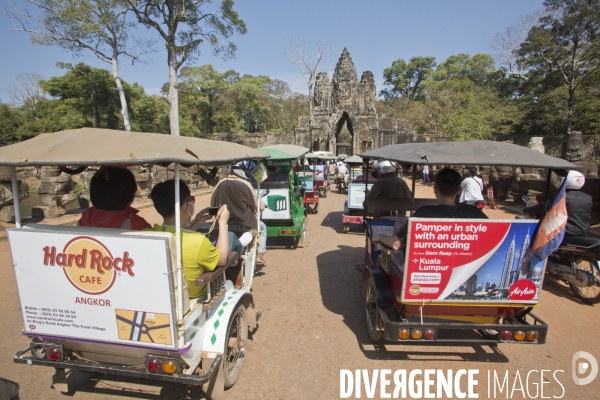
[564,145,583,162]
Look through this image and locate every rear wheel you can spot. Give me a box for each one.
[364,276,382,342]
[223,304,248,389]
[313,203,319,214]
[569,256,600,304]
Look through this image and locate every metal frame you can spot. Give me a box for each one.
[14,344,221,386]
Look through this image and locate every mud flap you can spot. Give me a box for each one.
[202,357,224,400]
[51,368,68,392]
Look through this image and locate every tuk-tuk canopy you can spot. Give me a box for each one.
[0,127,269,167]
[257,144,310,160]
[358,140,580,169]
[344,155,365,164]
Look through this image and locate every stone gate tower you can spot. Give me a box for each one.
[294,48,417,155]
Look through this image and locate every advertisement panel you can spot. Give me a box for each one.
[8,228,177,349]
[298,173,314,191]
[347,183,373,209]
[261,189,291,219]
[401,219,545,304]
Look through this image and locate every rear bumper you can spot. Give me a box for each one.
[343,215,364,224]
[303,197,319,204]
[379,308,548,345]
[14,344,220,386]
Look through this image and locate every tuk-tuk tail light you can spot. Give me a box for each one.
[513,331,526,341]
[501,331,513,340]
[411,329,423,340]
[424,329,435,340]
[398,329,410,340]
[526,331,539,342]
[145,355,181,375]
[47,346,62,361]
[146,358,161,373]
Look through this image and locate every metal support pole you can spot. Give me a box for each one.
[410,165,417,217]
[174,165,183,322]
[10,167,21,228]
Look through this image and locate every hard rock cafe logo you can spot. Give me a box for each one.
[508,279,537,301]
[42,236,135,295]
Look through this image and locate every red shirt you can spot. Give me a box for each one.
[78,206,151,230]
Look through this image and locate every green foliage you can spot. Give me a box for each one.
[380,56,436,100]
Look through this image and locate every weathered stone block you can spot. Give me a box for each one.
[44,173,73,184]
[32,206,63,218]
[0,181,30,207]
[1,206,15,223]
[38,194,61,207]
[37,181,75,195]
[40,167,62,178]
[0,167,12,181]
[133,173,150,182]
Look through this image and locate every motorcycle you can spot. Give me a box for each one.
[336,173,349,194]
[521,197,600,304]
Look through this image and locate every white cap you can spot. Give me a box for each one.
[376,160,395,175]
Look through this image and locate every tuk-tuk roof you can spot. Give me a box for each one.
[358,140,580,169]
[257,144,310,160]
[344,155,365,164]
[0,128,269,167]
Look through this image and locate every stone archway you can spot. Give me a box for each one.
[334,111,354,156]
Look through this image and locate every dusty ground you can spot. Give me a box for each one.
[1,181,599,399]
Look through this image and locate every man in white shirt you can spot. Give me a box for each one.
[459,167,484,203]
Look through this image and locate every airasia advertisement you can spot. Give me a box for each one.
[401,219,545,304]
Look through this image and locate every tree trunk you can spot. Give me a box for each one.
[566,85,574,135]
[168,49,180,136]
[111,58,131,131]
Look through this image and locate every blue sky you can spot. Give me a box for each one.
[0,0,545,104]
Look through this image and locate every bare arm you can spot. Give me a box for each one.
[372,234,404,251]
[215,205,231,266]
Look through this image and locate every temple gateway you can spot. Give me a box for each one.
[294,48,429,155]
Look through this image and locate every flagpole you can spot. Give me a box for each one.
[543,170,553,213]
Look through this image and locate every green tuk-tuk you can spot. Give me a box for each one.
[254,144,310,248]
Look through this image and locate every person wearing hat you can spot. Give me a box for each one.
[210,164,268,265]
[364,160,412,216]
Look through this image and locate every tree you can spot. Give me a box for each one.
[41,62,121,128]
[5,72,46,110]
[518,0,600,134]
[380,56,436,100]
[126,0,246,136]
[7,0,153,131]
[286,38,334,116]
[433,53,496,85]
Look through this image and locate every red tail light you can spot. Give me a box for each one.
[47,346,62,361]
[146,358,161,373]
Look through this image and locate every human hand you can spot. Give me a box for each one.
[218,205,230,225]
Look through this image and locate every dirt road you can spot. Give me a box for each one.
[1,183,599,399]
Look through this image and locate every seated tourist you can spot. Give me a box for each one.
[265,165,288,182]
[149,180,244,298]
[373,167,488,250]
[364,160,412,216]
[78,166,151,230]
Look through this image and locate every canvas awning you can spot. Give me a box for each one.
[256,144,310,160]
[358,140,580,169]
[0,128,268,167]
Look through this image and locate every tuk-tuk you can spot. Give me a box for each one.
[305,153,329,200]
[1,128,269,398]
[255,144,310,248]
[357,140,579,345]
[342,155,375,233]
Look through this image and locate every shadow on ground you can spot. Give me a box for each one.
[315,245,509,363]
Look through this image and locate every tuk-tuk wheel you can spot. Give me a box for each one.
[313,203,319,214]
[343,223,350,233]
[365,276,383,342]
[223,304,248,389]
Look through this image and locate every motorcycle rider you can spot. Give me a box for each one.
[523,170,592,239]
[335,159,350,191]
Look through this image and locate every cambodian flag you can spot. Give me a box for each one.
[530,178,568,263]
